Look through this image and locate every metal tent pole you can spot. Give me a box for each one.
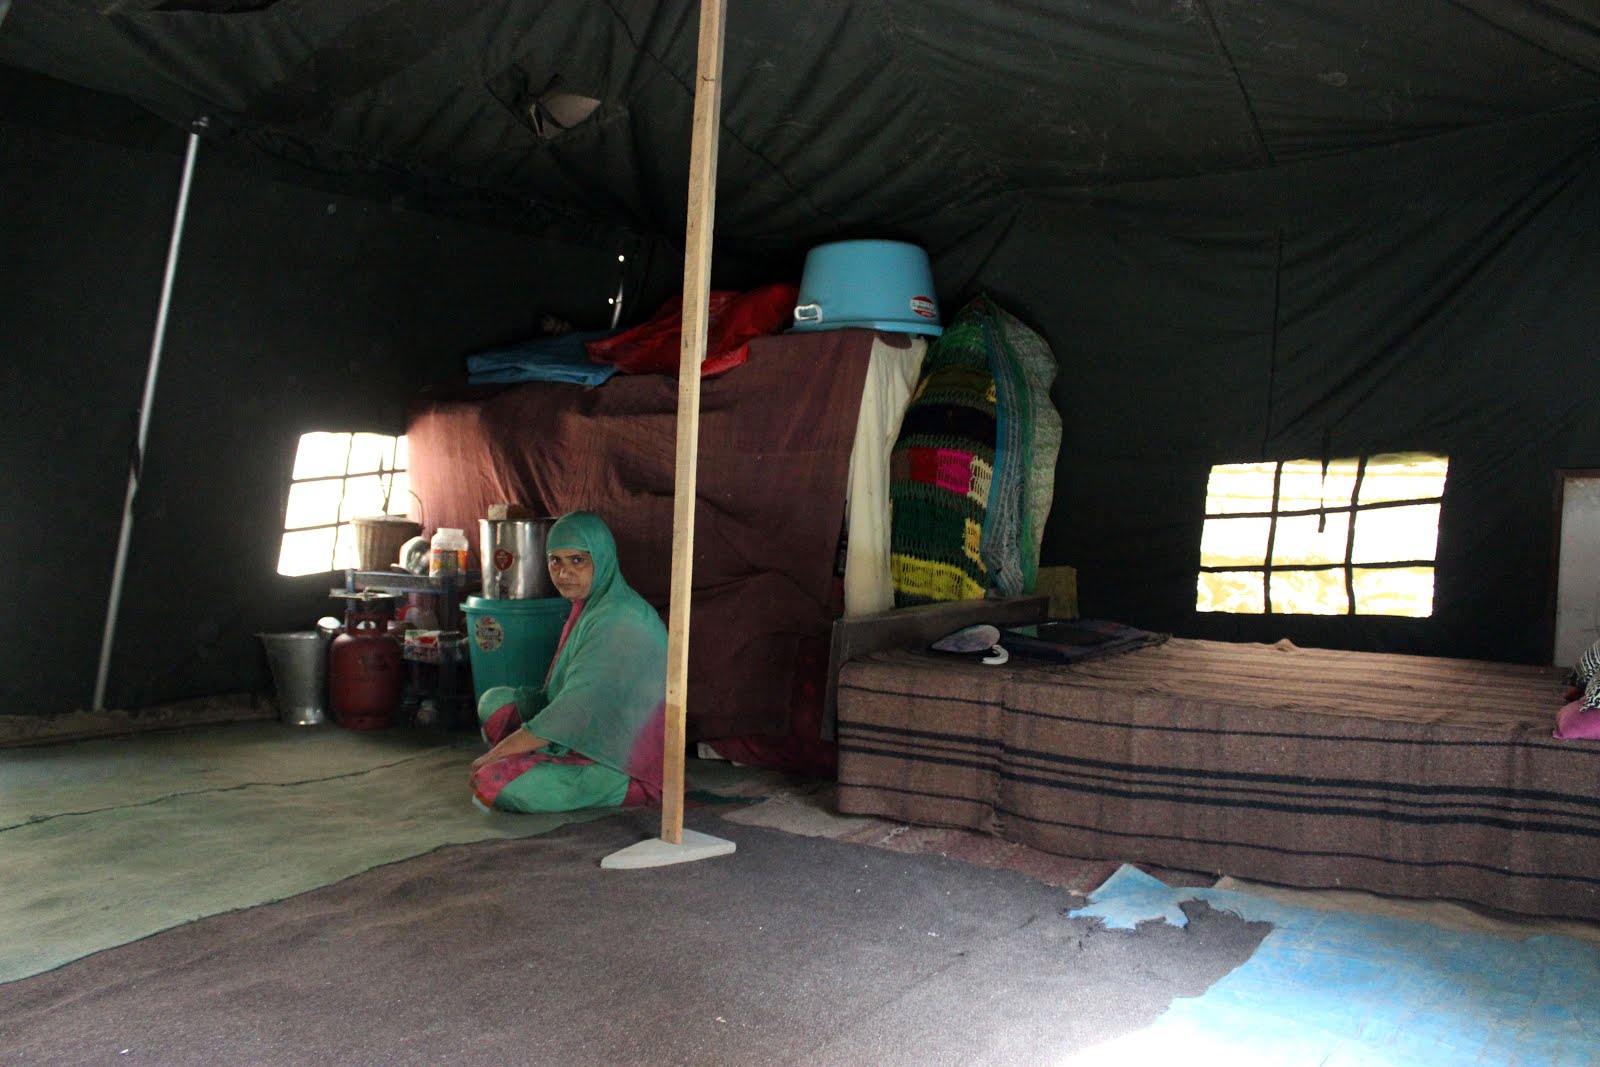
[93,125,202,711]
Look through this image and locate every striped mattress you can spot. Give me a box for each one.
[835,637,1600,921]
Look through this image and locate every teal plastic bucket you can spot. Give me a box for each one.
[790,239,943,336]
[461,596,569,702]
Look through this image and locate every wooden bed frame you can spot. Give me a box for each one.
[835,633,1600,921]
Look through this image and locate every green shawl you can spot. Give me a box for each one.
[526,511,667,790]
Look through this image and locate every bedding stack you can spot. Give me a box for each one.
[888,296,1061,607]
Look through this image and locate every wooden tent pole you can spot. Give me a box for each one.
[660,0,728,846]
[600,0,735,869]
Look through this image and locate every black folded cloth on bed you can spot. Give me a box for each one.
[999,618,1167,664]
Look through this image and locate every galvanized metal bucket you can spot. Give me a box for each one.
[258,630,329,726]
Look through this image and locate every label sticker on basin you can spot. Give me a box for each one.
[475,615,504,652]
[910,295,938,319]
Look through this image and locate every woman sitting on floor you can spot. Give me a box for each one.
[469,510,666,813]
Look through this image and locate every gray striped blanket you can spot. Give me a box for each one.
[836,638,1598,921]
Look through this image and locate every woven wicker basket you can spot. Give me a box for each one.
[351,515,423,571]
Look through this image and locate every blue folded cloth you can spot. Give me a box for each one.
[466,330,619,386]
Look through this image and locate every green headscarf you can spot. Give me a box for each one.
[527,511,667,788]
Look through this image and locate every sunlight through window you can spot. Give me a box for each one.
[277,432,409,576]
[1197,453,1446,617]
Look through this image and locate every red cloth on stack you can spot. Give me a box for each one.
[585,283,800,377]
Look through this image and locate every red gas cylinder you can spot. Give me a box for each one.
[329,607,403,729]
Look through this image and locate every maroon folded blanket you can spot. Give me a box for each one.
[407,329,881,741]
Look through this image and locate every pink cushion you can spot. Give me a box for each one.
[1554,698,1600,740]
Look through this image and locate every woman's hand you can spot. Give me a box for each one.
[468,728,549,779]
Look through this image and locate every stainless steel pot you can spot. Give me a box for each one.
[479,517,556,599]
[398,535,430,575]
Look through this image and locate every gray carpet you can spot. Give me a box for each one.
[0,811,1269,1066]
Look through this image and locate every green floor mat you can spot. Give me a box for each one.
[1,721,461,827]
[1,723,780,984]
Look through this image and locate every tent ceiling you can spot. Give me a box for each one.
[3,0,1598,254]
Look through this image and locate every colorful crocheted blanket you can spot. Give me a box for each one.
[889,296,1061,607]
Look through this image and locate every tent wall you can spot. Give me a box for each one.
[5,71,1598,724]
[0,71,633,718]
[963,106,1600,664]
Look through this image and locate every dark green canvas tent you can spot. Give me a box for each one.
[3,0,1598,721]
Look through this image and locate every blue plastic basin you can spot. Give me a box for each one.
[790,239,943,337]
